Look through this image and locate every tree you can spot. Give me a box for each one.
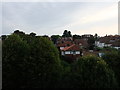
[2,33,63,88]
[42,35,49,38]
[14,30,25,35]
[1,35,7,41]
[28,36,63,88]
[29,32,36,37]
[73,34,81,40]
[61,55,118,88]
[62,30,68,37]
[51,35,61,44]
[102,50,120,87]
[94,33,98,40]
[68,31,72,37]
[62,30,72,37]
[3,34,30,88]
[87,36,95,50]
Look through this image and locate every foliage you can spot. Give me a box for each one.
[61,55,118,88]
[2,30,119,88]
[3,34,30,88]
[88,36,95,50]
[94,33,98,40]
[102,50,120,87]
[103,47,118,51]
[27,36,63,88]
[2,33,63,88]
[73,34,81,40]
[62,30,72,37]
[94,46,103,51]
[1,35,7,41]
[51,35,61,44]
[42,35,49,38]
[29,32,36,37]
[13,30,25,36]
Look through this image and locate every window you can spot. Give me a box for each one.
[76,51,80,54]
[70,51,73,54]
[65,51,70,54]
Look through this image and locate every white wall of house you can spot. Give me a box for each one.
[104,44,112,47]
[110,40,115,43]
[70,51,73,54]
[61,51,65,55]
[61,51,81,55]
[99,43,105,48]
[64,51,80,55]
[95,41,105,48]
[60,47,65,50]
[113,47,120,50]
[76,51,80,54]
[95,41,99,46]
[65,51,71,54]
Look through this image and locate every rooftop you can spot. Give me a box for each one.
[61,44,81,51]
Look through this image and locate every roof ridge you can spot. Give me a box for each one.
[61,44,76,51]
[67,44,75,49]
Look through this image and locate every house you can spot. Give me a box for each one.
[74,39,88,49]
[82,34,93,38]
[95,35,120,50]
[61,44,83,60]
[56,41,73,50]
[95,35,120,49]
[56,37,73,44]
[95,36,111,48]
[112,41,120,50]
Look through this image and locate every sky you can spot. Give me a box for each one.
[1,1,118,36]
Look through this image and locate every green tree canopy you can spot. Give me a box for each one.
[2,30,119,89]
[62,30,72,37]
[61,55,118,88]
[29,32,36,37]
[1,35,7,41]
[73,34,81,40]
[102,50,120,87]
[94,33,98,40]
[87,36,95,50]
[3,33,63,88]
[13,30,25,35]
[3,34,30,88]
[51,35,61,44]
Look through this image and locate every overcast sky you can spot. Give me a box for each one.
[2,2,118,36]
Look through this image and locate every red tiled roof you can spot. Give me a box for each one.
[57,41,73,47]
[61,44,81,51]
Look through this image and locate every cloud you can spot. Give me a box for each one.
[2,0,119,2]
[67,2,118,36]
[69,2,117,26]
[2,2,82,35]
[2,2,118,36]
